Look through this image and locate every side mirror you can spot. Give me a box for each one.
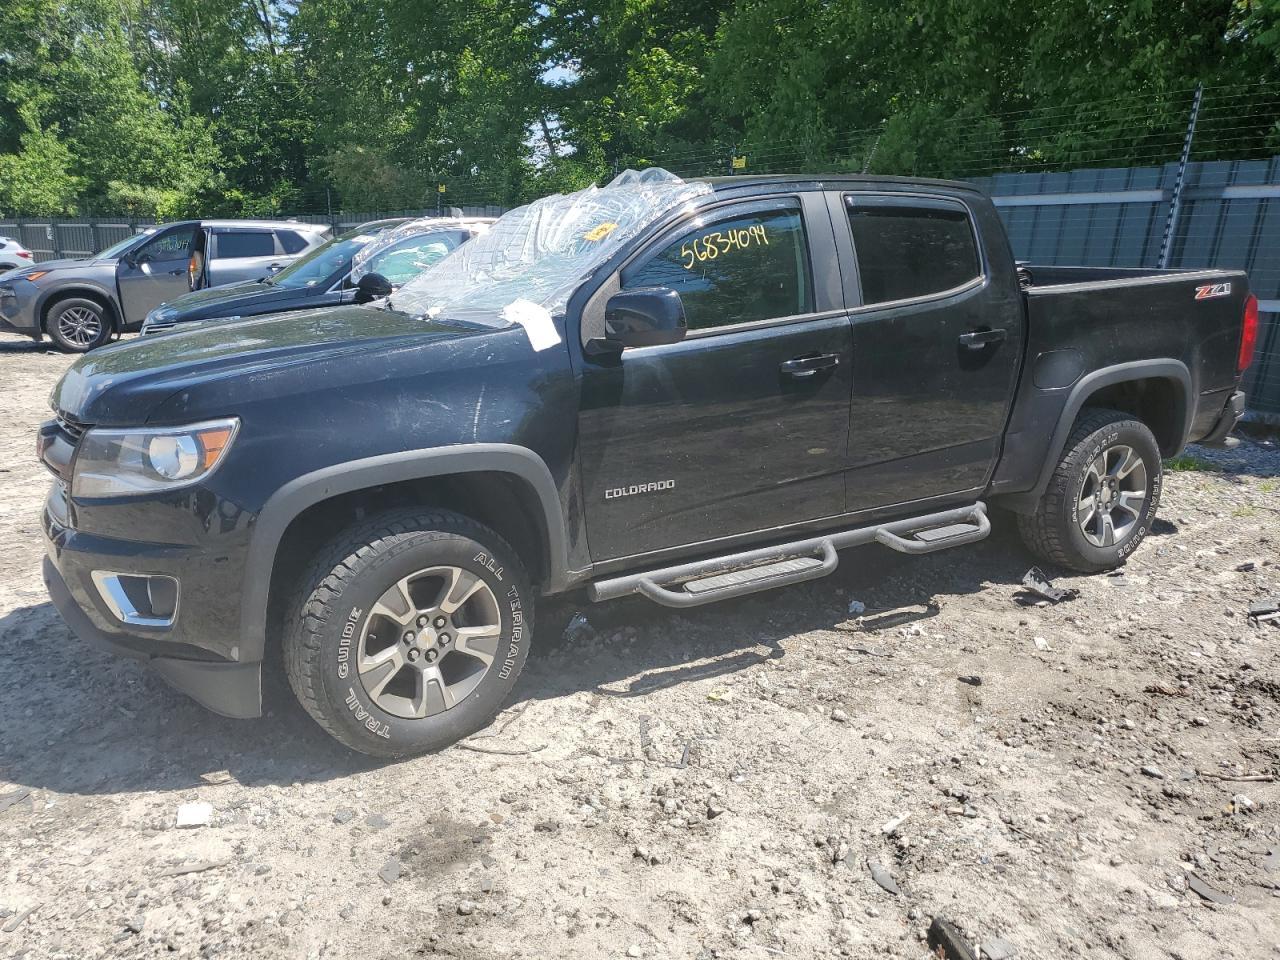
[591,287,687,354]
[354,272,393,304]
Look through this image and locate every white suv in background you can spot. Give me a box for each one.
[0,236,34,274]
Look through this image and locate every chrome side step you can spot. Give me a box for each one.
[589,503,989,608]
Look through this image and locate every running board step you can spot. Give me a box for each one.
[684,555,826,595]
[588,503,989,608]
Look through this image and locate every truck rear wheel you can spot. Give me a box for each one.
[1017,409,1162,573]
[283,509,533,757]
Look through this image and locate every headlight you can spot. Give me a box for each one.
[72,418,239,498]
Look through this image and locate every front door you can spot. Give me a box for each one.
[577,195,853,563]
[117,225,198,325]
[835,193,1024,512]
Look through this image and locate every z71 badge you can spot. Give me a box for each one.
[1195,282,1232,300]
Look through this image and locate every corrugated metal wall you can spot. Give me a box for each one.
[972,158,1280,418]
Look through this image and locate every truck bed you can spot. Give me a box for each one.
[988,263,1250,504]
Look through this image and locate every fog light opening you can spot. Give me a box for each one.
[91,571,180,627]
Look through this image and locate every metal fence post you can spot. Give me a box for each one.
[1158,83,1204,269]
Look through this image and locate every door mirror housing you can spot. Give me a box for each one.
[354,272,393,304]
[593,287,687,354]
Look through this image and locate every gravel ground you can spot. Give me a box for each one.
[1,340,1278,960]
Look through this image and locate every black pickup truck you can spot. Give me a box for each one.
[39,170,1256,756]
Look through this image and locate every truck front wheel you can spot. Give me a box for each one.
[1017,409,1162,573]
[283,509,533,757]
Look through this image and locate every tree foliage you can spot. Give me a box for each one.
[1,0,1278,216]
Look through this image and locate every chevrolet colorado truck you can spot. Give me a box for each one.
[0,219,329,351]
[39,170,1256,757]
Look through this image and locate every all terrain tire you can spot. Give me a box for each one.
[1017,408,1162,573]
[283,508,533,757]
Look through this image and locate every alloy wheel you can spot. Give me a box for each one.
[57,306,103,346]
[1076,444,1148,547]
[357,565,502,718]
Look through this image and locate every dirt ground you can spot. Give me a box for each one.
[1,339,1278,960]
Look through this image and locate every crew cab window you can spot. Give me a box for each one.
[136,229,193,262]
[621,205,813,331]
[846,197,980,305]
[277,230,310,254]
[215,232,275,259]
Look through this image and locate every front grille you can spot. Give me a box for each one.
[55,413,89,444]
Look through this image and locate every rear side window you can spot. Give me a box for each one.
[846,197,980,305]
[621,205,813,331]
[216,231,275,259]
[277,230,310,254]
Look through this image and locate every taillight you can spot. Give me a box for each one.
[17,251,32,260]
[1238,294,1259,373]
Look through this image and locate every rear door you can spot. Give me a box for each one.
[833,192,1023,511]
[577,193,852,563]
[116,224,198,324]
[208,229,281,285]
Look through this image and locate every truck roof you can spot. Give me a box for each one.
[200,219,331,231]
[698,173,983,194]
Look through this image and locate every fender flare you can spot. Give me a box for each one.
[237,443,572,663]
[1017,359,1192,508]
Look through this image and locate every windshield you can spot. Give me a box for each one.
[269,226,383,289]
[97,231,154,260]
[390,169,711,325]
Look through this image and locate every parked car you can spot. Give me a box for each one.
[39,170,1255,756]
[141,217,493,335]
[0,235,35,274]
[0,220,330,351]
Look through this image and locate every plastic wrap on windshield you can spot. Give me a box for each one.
[390,169,712,323]
[349,217,484,283]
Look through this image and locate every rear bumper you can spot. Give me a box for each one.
[1197,390,1246,447]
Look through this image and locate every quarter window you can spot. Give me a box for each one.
[846,198,980,305]
[277,230,310,254]
[621,206,813,331]
[216,232,275,259]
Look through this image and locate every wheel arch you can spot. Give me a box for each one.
[38,284,122,334]
[239,444,572,664]
[1001,359,1191,513]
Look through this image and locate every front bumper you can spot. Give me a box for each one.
[0,281,40,336]
[1198,390,1246,447]
[42,488,262,719]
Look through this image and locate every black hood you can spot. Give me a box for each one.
[52,306,518,425]
[155,279,319,322]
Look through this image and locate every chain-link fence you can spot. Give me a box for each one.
[2,82,1279,417]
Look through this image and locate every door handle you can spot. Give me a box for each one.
[268,263,282,272]
[167,268,184,276]
[958,328,1006,349]
[780,353,840,378]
